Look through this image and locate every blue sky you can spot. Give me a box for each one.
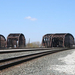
[0,0,75,43]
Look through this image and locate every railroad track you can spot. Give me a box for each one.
[0,48,71,71]
[0,48,52,54]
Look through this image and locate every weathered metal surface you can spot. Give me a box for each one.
[0,35,6,48]
[7,33,26,48]
[42,33,74,48]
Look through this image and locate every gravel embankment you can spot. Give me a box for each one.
[0,49,75,75]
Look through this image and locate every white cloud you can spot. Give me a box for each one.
[25,16,37,21]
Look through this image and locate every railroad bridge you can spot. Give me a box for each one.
[42,33,74,47]
[0,34,6,48]
[7,33,26,48]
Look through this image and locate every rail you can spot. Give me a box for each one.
[0,48,73,71]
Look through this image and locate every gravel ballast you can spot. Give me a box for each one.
[0,49,75,75]
[0,50,51,60]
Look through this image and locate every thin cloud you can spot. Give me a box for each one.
[25,16,37,21]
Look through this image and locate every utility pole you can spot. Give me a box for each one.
[0,36,1,48]
[29,38,30,47]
